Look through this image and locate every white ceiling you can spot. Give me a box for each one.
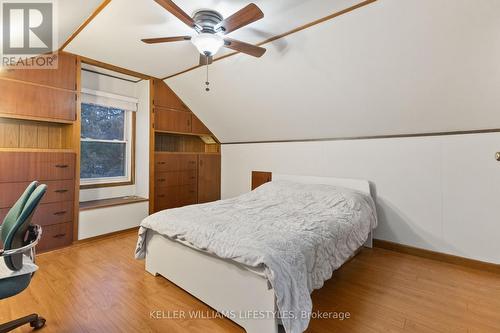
[64,0,361,78]
[57,0,103,48]
[167,0,500,143]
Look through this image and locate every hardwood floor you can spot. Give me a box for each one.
[1,231,499,332]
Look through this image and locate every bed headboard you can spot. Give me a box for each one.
[251,171,371,196]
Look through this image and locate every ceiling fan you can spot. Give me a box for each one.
[142,0,267,66]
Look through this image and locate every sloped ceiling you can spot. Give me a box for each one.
[167,0,500,143]
[64,0,362,78]
[57,0,104,48]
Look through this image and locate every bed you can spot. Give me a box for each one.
[135,172,377,333]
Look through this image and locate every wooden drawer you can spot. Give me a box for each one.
[0,79,76,121]
[0,53,77,90]
[155,108,192,133]
[33,201,73,226]
[156,170,197,188]
[155,153,197,172]
[155,184,197,211]
[0,179,74,209]
[37,222,72,252]
[0,201,73,226]
[0,152,75,182]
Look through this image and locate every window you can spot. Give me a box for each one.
[80,89,137,188]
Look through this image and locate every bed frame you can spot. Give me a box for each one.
[145,172,374,333]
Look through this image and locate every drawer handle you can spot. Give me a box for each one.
[158,195,165,198]
[189,161,196,164]
[190,176,196,180]
[189,190,195,194]
[54,189,68,193]
[158,162,166,165]
[158,178,166,182]
[53,211,67,216]
[53,233,66,239]
[55,164,69,168]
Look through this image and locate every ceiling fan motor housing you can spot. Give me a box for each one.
[193,10,224,34]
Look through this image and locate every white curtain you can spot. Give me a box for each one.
[81,88,138,112]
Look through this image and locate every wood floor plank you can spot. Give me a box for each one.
[0,231,499,332]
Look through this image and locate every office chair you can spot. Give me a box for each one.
[0,181,47,332]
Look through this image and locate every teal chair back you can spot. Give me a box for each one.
[1,182,46,271]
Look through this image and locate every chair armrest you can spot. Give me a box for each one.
[0,225,42,257]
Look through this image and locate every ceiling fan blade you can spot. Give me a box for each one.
[154,0,196,28]
[224,38,266,57]
[141,36,191,44]
[216,3,264,35]
[199,54,213,66]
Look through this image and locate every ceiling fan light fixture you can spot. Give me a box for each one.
[191,33,224,57]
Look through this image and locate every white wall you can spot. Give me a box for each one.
[78,71,150,240]
[78,202,148,240]
[168,0,500,143]
[221,132,500,264]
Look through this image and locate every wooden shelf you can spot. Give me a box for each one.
[0,113,75,125]
[80,196,149,211]
[0,148,75,153]
[154,151,220,155]
[154,129,214,137]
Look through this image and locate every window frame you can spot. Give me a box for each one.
[79,104,136,189]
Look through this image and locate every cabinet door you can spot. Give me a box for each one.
[0,53,76,90]
[153,79,189,111]
[198,154,221,204]
[0,80,76,121]
[155,108,192,133]
[191,115,211,135]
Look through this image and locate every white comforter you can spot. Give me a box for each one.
[135,180,377,333]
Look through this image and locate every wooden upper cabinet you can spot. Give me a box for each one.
[191,115,211,135]
[155,108,192,133]
[0,53,77,91]
[198,154,221,204]
[0,80,76,121]
[153,79,189,112]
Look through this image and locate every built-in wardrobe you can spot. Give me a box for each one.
[0,53,80,252]
[150,79,221,213]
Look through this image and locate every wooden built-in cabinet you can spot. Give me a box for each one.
[0,52,80,252]
[198,154,221,203]
[153,152,220,212]
[0,152,75,251]
[0,53,78,122]
[191,115,211,136]
[0,80,77,122]
[150,79,221,213]
[152,80,189,112]
[152,79,215,136]
[154,108,213,136]
[0,53,77,90]
[155,108,192,133]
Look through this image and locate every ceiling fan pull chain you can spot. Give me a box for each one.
[205,63,210,92]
